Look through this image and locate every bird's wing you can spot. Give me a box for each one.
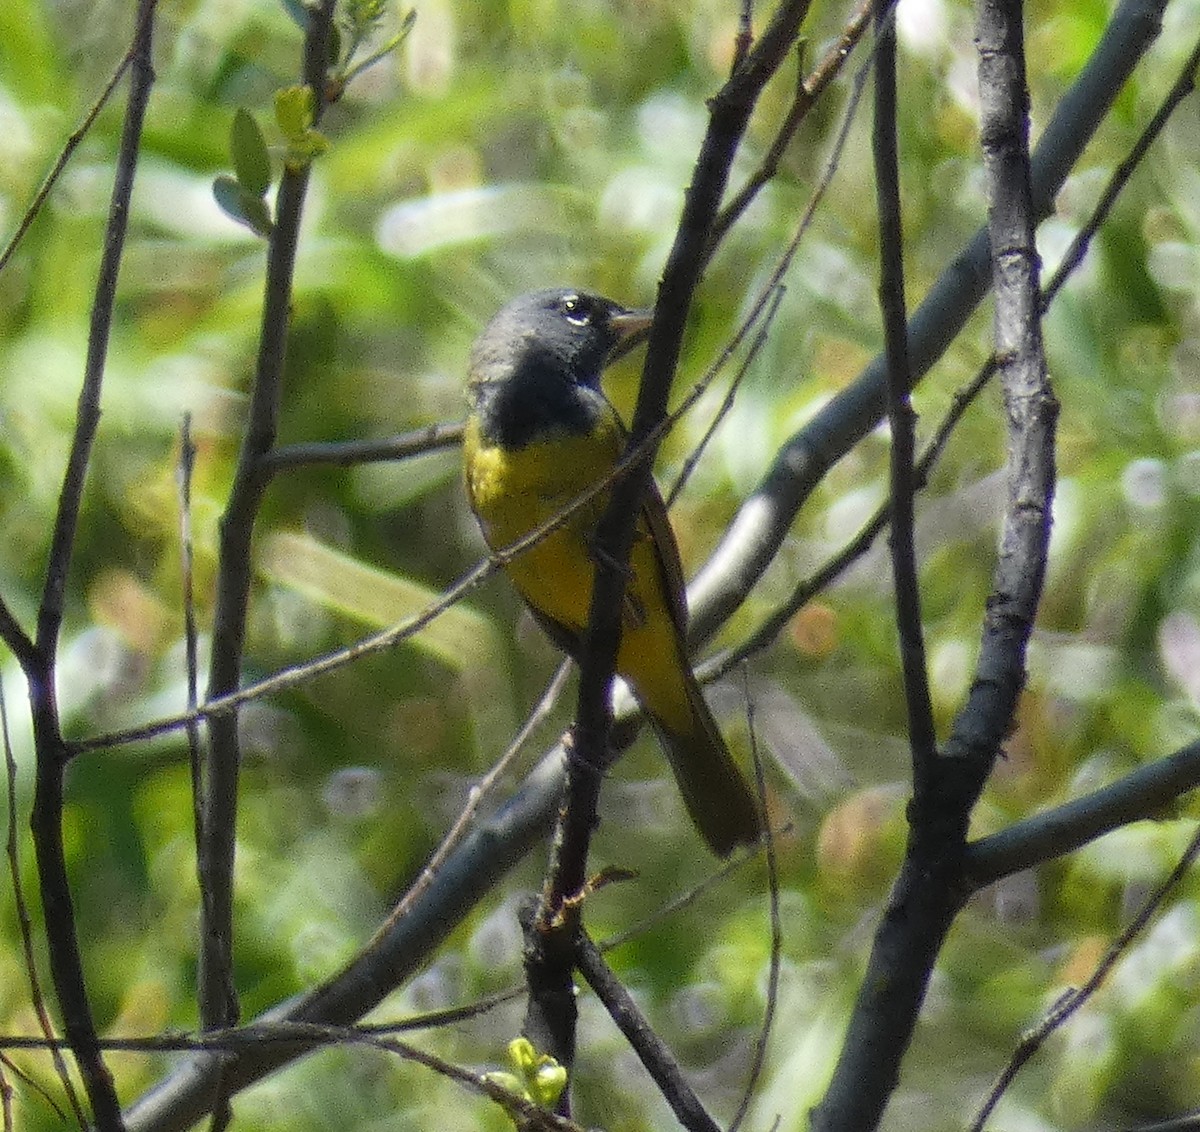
[639,480,690,638]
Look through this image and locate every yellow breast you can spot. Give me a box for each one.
[465,416,623,634]
[464,413,695,733]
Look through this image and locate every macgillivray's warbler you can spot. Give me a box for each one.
[463,288,760,857]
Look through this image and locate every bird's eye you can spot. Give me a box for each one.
[561,294,590,325]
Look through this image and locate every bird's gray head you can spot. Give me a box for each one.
[468,289,650,391]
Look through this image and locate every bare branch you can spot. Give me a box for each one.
[28,5,157,1128]
[970,824,1200,1130]
[871,0,937,791]
[711,0,873,247]
[942,0,1057,789]
[198,0,338,1034]
[576,934,722,1132]
[688,0,1169,645]
[0,685,85,1127]
[0,2,156,276]
[968,741,1200,885]
[261,422,463,471]
[728,680,781,1132]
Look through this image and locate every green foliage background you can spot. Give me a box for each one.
[1,0,1200,1128]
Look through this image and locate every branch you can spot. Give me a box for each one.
[728,690,782,1132]
[197,0,337,1034]
[967,741,1200,886]
[575,934,722,1132]
[970,823,1200,1130]
[688,0,1169,645]
[710,0,873,247]
[0,2,156,276]
[116,1,1176,1126]
[28,5,157,1129]
[940,0,1057,789]
[261,422,463,471]
[0,604,35,676]
[814,0,1058,1122]
[871,0,937,792]
[1,686,85,1127]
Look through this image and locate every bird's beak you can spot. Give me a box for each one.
[609,308,653,342]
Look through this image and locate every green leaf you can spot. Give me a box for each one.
[230,108,271,198]
[212,174,273,237]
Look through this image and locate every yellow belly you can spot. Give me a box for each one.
[464,417,693,734]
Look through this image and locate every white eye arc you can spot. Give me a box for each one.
[561,294,590,325]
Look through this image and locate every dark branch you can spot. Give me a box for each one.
[688,0,1167,645]
[197,0,337,1034]
[968,741,1200,886]
[29,5,158,1129]
[261,422,463,471]
[871,0,937,793]
[575,934,722,1132]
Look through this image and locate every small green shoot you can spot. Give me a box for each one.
[483,1037,568,1116]
[274,85,329,171]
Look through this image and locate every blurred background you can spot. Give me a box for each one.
[1,0,1200,1127]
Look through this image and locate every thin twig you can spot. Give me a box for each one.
[0,685,85,1127]
[176,415,232,1132]
[728,671,780,1132]
[712,0,873,247]
[529,3,813,1098]
[970,823,1200,1131]
[596,844,766,953]
[0,1048,68,1126]
[576,934,722,1132]
[178,415,205,894]
[261,421,463,471]
[0,1,157,276]
[0,604,35,676]
[364,659,571,949]
[666,285,786,508]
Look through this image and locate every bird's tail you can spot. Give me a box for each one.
[653,670,761,858]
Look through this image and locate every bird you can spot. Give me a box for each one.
[462,288,760,856]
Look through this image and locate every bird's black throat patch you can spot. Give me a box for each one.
[471,360,603,450]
